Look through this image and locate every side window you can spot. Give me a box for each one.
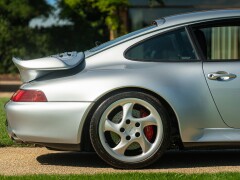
[125,28,197,61]
[192,20,240,60]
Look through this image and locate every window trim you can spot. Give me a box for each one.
[188,18,240,62]
[124,27,200,62]
[187,26,206,61]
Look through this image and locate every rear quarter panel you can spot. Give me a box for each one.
[21,30,227,142]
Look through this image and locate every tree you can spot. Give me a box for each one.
[0,0,52,73]
[93,0,129,39]
[59,0,108,47]
[59,0,129,40]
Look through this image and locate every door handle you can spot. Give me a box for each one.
[208,71,237,81]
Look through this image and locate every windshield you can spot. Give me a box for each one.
[89,25,156,52]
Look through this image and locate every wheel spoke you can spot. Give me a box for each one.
[138,135,152,153]
[112,139,131,155]
[97,97,164,165]
[122,102,134,121]
[138,114,157,127]
[104,119,120,134]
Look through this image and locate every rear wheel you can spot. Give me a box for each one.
[90,91,170,168]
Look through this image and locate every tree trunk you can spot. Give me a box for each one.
[110,29,117,40]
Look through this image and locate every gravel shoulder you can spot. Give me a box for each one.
[1,147,240,175]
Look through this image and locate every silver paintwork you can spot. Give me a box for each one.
[5,9,240,150]
[203,61,240,128]
[192,128,240,142]
[13,52,84,82]
[5,101,91,144]
[99,98,163,162]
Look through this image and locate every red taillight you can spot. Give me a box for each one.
[11,90,47,102]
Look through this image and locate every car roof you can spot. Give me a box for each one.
[154,9,240,28]
[85,9,240,58]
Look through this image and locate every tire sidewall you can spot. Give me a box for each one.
[90,91,170,169]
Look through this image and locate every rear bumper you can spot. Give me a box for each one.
[5,101,92,146]
[6,121,23,143]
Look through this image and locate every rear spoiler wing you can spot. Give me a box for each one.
[13,51,84,82]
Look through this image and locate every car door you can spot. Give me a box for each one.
[191,19,240,128]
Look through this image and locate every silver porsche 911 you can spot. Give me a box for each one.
[5,9,240,168]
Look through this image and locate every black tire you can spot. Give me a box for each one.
[90,91,170,169]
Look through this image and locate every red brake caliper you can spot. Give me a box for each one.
[140,109,154,142]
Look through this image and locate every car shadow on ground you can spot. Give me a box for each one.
[37,151,109,168]
[37,149,240,169]
[149,150,240,169]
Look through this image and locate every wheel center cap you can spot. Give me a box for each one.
[126,126,135,134]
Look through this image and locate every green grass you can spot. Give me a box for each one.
[0,97,14,147]
[0,172,240,179]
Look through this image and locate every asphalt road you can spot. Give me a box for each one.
[1,147,240,175]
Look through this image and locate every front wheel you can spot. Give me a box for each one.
[90,91,170,169]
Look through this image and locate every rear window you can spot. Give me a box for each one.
[125,28,197,61]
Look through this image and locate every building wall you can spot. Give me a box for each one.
[128,0,240,30]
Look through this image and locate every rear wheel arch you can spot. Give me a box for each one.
[80,87,182,152]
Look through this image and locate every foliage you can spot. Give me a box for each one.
[0,0,52,73]
[0,0,129,73]
[94,0,128,30]
[59,0,108,46]
[60,0,129,39]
